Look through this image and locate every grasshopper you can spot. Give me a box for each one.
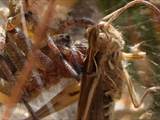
[24,1,160,120]
[77,0,160,120]
[1,0,160,120]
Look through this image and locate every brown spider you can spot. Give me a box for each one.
[0,0,95,119]
[0,0,160,120]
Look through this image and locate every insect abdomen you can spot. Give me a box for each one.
[89,80,115,120]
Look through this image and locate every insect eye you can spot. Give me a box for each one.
[98,33,106,40]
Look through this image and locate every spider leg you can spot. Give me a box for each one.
[24,81,80,120]
[55,18,95,34]
[48,36,80,80]
[1,35,80,119]
[0,52,44,119]
[5,34,26,70]
[0,56,15,104]
[22,97,40,120]
[2,57,33,120]
[0,55,16,82]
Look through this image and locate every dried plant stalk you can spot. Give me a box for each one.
[2,0,56,119]
[33,0,56,48]
[2,58,33,120]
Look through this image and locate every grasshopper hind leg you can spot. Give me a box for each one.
[124,69,160,108]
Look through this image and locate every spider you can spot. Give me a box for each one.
[0,0,160,120]
[0,1,95,119]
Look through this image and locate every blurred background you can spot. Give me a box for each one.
[0,0,160,120]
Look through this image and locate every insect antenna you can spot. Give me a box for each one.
[103,0,160,24]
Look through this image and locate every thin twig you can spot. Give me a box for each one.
[34,0,56,48]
